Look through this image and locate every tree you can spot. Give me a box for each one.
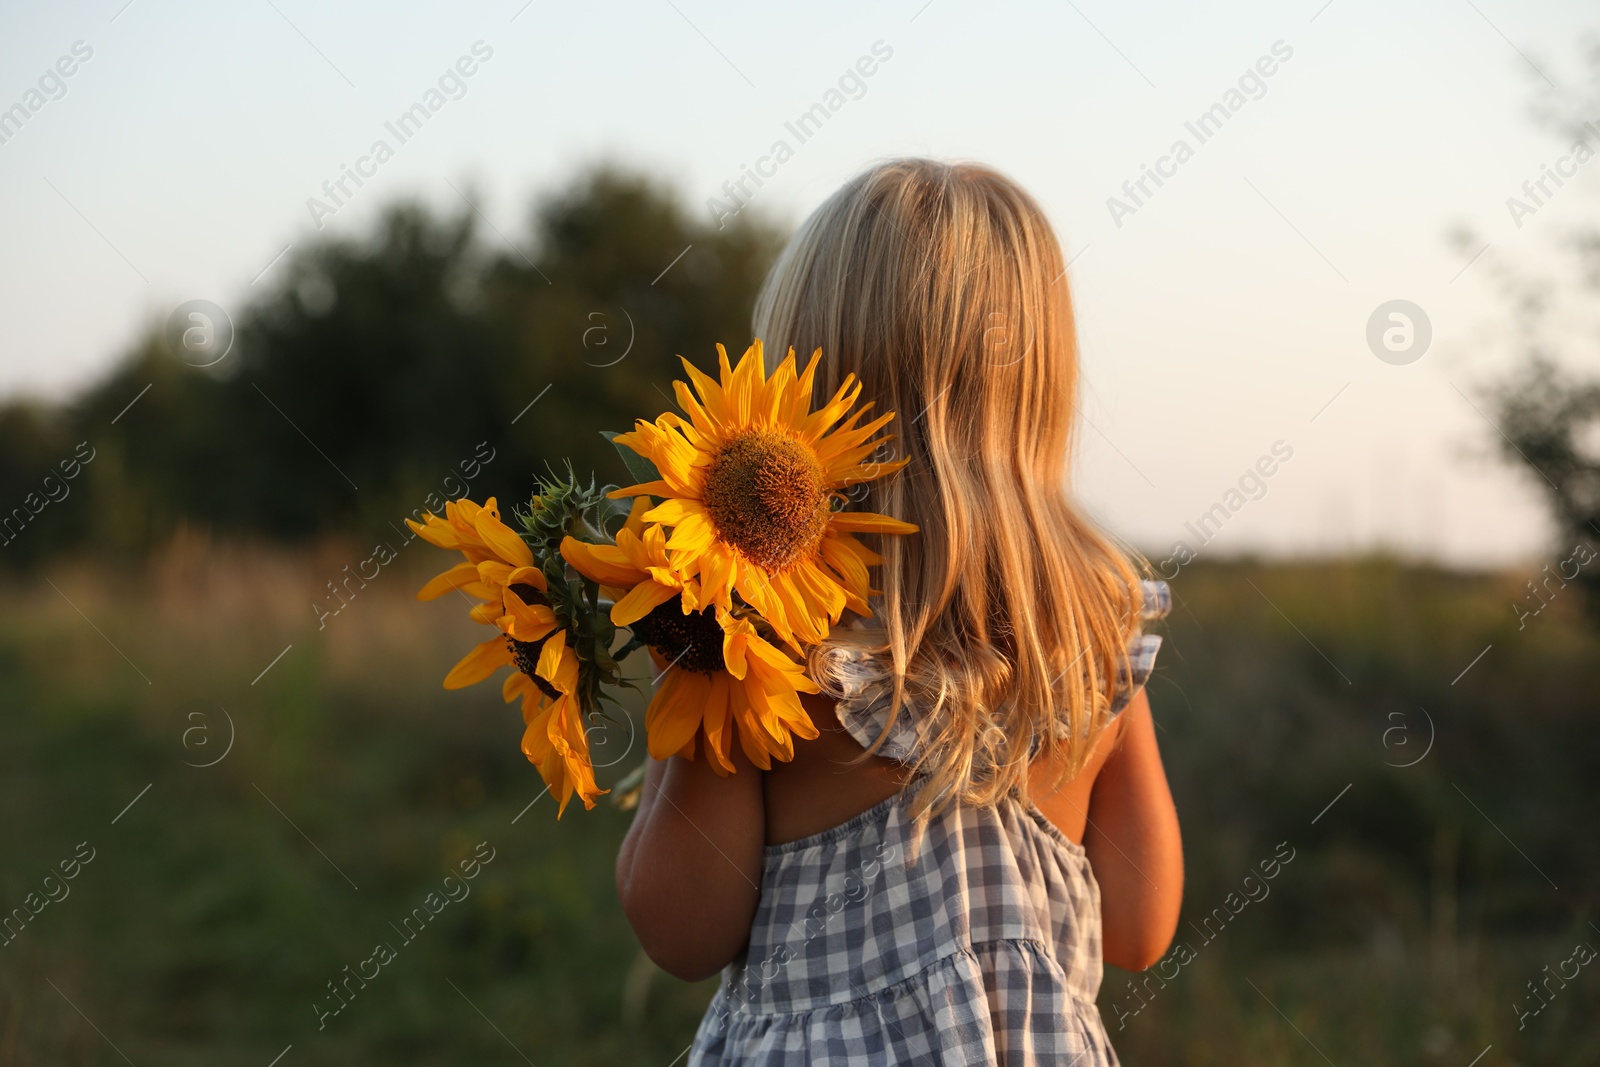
[1491,357,1600,612]
[1480,55,1600,618]
[0,165,783,562]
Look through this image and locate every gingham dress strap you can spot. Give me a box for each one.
[833,579,1171,761]
[1110,578,1170,716]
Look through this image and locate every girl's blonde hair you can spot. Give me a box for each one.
[753,158,1144,817]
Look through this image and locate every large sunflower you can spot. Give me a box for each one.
[608,341,917,651]
[561,507,821,774]
[409,497,605,815]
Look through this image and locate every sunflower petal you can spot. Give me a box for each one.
[535,634,571,689]
[827,512,921,535]
[663,509,718,556]
[745,636,823,696]
[477,560,515,589]
[621,495,654,538]
[500,588,557,642]
[611,580,681,626]
[474,510,534,569]
[643,497,710,528]
[419,562,483,601]
[672,378,722,442]
[723,626,750,680]
[444,636,512,689]
[608,479,677,500]
[547,697,604,815]
[769,570,831,644]
[819,535,873,614]
[503,670,533,703]
[645,668,703,759]
[697,546,738,611]
[794,557,848,621]
[701,671,737,776]
[504,565,549,592]
[679,354,731,428]
[561,536,644,587]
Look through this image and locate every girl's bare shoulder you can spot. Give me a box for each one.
[1027,695,1141,845]
[761,692,909,846]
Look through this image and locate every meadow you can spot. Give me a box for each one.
[0,535,1595,1065]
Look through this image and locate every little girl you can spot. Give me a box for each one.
[616,159,1184,1065]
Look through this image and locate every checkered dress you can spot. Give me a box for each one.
[687,581,1170,1066]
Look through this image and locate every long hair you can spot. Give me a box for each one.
[752,158,1144,818]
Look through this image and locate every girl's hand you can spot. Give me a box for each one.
[615,745,765,982]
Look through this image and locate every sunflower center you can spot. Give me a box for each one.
[701,430,830,571]
[630,595,726,674]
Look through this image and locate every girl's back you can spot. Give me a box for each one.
[616,159,1184,1065]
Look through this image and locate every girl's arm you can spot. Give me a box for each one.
[1083,688,1184,971]
[615,744,765,982]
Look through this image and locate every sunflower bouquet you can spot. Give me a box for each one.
[409,341,916,817]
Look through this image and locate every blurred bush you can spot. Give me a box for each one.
[0,166,782,562]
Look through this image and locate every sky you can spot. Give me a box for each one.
[1,0,1597,568]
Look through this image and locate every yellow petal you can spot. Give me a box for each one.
[733,566,800,653]
[734,686,775,770]
[722,619,751,680]
[796,557,848,621]
[500,589,557,642]
[444,636,512,689]
[819,535,873,614]
[474,510,534,569]
[536,634,570,690]
[698,670,736,775]
[769,570,830,644]
[621,495,653,539]
[643,497,710,528]
[672,378,723,442]
[663,510,717,556]
[697,546,737,611]
[800,375,863,442]
[745,636,822,696]
[787,348,823,427]
[827,511,920,535]
[611,580,681,627]
[608,479,676,500]
[546,696,604,815]
[725,342,760,425]
[477,560,515,589]
[504,565,549,592]
[408,514,464,550]
[646,426,707,497]
[762,347,798,429]
[503,671,533,703]
[645,668,704,759]
[561,536,643,587]
[418,561,489,601]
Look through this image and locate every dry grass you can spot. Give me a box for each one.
[0,546,1595,1064]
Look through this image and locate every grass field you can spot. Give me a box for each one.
[0,535,1595,1064]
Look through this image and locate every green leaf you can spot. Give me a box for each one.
[601,430,661,486]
